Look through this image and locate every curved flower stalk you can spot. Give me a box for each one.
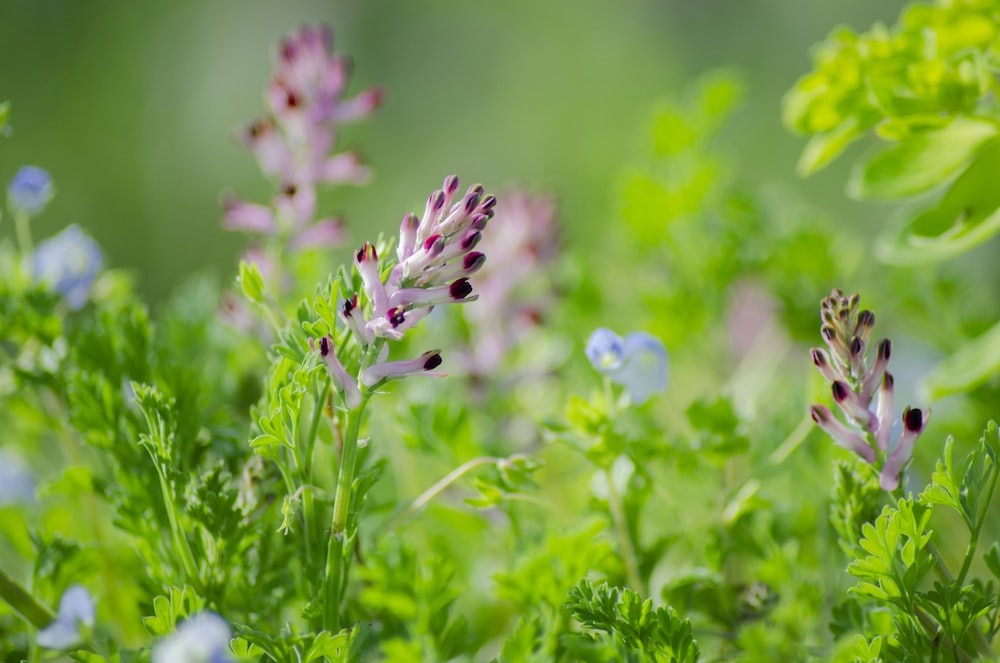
[586,327,668,406]
[222,24,382,281]
[809,289,929,491]
[313,174,496,631]
[459,191,560,378]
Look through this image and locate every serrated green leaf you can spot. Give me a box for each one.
[922,319,1000,400]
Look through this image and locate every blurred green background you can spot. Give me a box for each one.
[0,0,907,303]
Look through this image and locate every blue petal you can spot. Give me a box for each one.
[8,166,53,217]
[152,611,233,663]
[0,450,35,505]
[585,327,625,374]
[31,225,103,310]
[608,332,668,405]
[37,585,94,649]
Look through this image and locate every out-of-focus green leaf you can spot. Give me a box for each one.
[796,115,866,177]
[847,117,995,201]
[922,320,1000,400]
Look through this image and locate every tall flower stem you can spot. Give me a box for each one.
[0,567,54,629]
[14,211,33,255]
[323,397,367,632]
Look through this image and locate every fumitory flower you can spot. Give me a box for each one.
[37,585,95,649]
[152,611,233,663]
[32,224,103,310]
[7,165,53,217]
[586,327,668,405]
[808,289,929,491]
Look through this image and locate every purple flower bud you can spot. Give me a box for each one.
[340,293,372,344]
[222,196,278,234]
[443,174,460,196]
[361,350,445,386]
[809,404,876,463]
[388,280,478,309]
[875,372,895,452]
[355,242,389,317]
[811,348,839,383]
[7,166,53,217]
[397,213,420,262]
[880,406,929,491]
[32,225,103,310]
[860,339,891,406]
[831,380,877,432]
[37,586,95,650]
[310,336,361,408]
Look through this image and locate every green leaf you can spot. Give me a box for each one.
[238,260,266,304]
[796,116,866,177]
[848,117,996,201]
[922,320,1000,400]
[876,136,1000,265]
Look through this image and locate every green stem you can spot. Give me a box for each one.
[323,401,366,632]
[151,460,200,586]
[0,567,55,629]
[14,211,32,255]
[375,456,505,537]
[606,466,643,594]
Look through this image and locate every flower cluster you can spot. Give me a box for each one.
[7,165,53,217]
[460,191,559,377]
[223,24,382,253]
[586,327,668,405]
[315,175,495,401]
[809,289,929,491]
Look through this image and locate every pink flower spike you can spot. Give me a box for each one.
[310,336,362,409]
[289,218,345,250]
[361,350,445,387]
[223,196,276,234]
[875,372,895,452]
[810,404,876,463]
[355,243,389,317]
[880,406,930,491]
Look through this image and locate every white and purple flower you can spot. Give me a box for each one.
[31,224,103,310]
[586,328,668,405]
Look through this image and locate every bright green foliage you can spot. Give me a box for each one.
[566,579,699,663]
[785,0,1000,264]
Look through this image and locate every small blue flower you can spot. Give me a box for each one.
[32,225,103,310]
[37,585,95,649]
[7,166,54,217]
[0,449,35,506]
[586,327,668,405]
[152,611,233,663]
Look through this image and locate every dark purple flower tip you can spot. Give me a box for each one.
[423,351,443,370]
[450,278,473,299]
[388,306,406,327]
[858,310,875,329]
[430,190,445,212]
[356,242,377,262]
[877,339,891,361]
[470,214,489,231]
[468,184,485,198]
[849,337,863,356]
[903,407,924,432]
[831,381,850,402]
[811,348,828,367]
[479,195,497,211]
[809,404,828,424]
[463,192,482,214]
[463,251,486,271]
[319,336,332,356]
[444,175,460,195]
[883,372,894,389]
[821,326,835,341]
[343,294,358,315]
[849,293,860,310]
[423,234,444,253]
[460,230,482,250]
[837,309,848,321]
